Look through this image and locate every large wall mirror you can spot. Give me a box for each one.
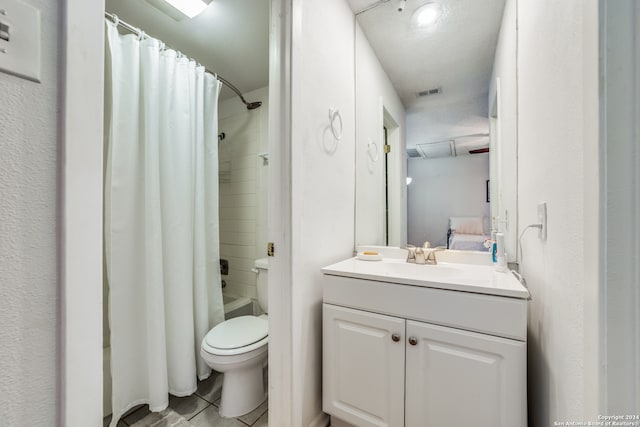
[352,0,518,261]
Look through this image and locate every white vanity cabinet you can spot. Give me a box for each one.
[404,320,525,427]
[323,304,406,427]
[321,260,529,427]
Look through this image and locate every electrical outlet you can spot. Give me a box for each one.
[537,202,547,240]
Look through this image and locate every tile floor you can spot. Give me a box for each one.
[103,371,268,427]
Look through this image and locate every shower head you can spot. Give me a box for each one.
[216,75,263,111]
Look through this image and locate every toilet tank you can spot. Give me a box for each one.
[254,258,269,313]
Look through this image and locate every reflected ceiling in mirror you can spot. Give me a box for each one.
[351,0,505,154]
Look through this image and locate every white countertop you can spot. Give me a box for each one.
[321,257,530,299]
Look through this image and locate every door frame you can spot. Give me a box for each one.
[60,0,295,425]
[59,0,105,425]
[596,0,640,414]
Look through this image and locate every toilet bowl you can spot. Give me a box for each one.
[200,258,269,417]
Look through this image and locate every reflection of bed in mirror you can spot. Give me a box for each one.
[446,217,490,252]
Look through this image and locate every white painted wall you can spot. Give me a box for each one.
[354,22,406,247]
[407,154,490,247]
[489,0,517,261]
[0,1,59,425]
[290,0,355,424]
[517,0,599,424]
[218,86,269,300]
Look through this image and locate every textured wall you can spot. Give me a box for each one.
[290,0,355,424]
[0,0,59,425]
[517,0,598,424]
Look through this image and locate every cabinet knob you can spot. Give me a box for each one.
[391,333,401,342]
[408,337,418,346]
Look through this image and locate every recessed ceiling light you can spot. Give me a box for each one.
[412,2,442,28]
[164,0,209,18]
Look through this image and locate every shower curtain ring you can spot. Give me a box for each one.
[112,14,120,26]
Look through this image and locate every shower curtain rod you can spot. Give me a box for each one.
[104,11,263,110]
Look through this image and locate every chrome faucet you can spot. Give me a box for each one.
[425,246,446,265]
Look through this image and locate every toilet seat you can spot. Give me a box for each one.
[202,316,268,356]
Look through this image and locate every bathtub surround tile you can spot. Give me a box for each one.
[168,394,210,420]
[220,181,257,196]
[227,256,259,272]
[220,230,256,247]
[237,399,268,426]
[196,372,223,404]
[220,207,257,221]
[220,220,257,234]
[220,244,255,259]
[189,405,247,427]
[219,194,256,209]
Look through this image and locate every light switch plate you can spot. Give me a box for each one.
[537,202,547,241]
[0,0,41,83]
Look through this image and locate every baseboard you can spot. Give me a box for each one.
[103,347,112,417]
[327,417,356,427]
[308,411,330,427]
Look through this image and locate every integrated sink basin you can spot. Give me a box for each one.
[337,258,463,280]
[371,260,462,278]
[321,254,529,299]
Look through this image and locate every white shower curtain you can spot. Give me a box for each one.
[104,20,225,426]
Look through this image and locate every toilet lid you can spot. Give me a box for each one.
[204,316,268,350]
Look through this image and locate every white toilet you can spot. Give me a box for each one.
[200,258,269,418]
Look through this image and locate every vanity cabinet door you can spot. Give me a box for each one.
[323,304,405,427]
[404,321,527,427]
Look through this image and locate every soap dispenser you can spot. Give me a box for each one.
[490,217,498,264]
[495,232,508,272]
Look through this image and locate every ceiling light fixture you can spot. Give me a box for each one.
[164,0,210,18]
[412,2,442,28]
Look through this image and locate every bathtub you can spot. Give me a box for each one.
[223,293,254,319]
[103,292,254,417]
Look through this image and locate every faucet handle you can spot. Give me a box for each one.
[403,245,416,262]
[424,246,446,264]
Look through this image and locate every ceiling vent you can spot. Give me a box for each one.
[416,87,442,98]
[406,147,421,158]
[416,140,455,159]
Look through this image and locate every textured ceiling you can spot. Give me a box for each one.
[105,0,269,101]
[350,0,506,148]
